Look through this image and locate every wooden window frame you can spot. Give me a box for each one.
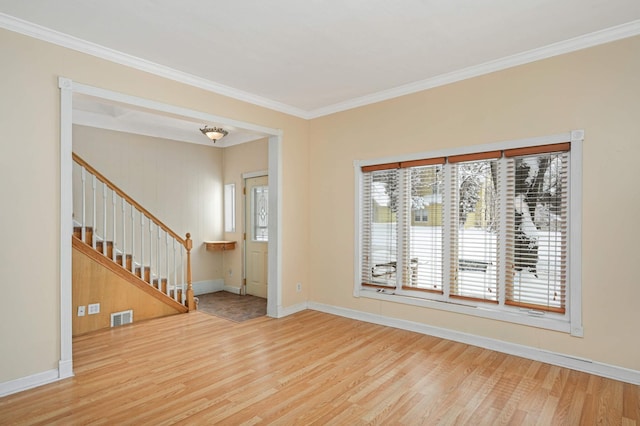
[355,131,583,336]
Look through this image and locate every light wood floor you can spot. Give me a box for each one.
[1,311,638,425]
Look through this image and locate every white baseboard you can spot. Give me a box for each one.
[192,279,224,295]
[223,285,241,295]
[58,359,74,379]
[277,301,309,318]
[0,368,61,398]
[308,301,640,385]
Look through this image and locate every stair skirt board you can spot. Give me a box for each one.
[72,237,188,314]
[72,222,189,300]
[72,233,186,292]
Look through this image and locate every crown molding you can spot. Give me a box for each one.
[307,19,640,118]
[2,13,639,120]
[0,13,312,119]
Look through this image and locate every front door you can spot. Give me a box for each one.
[245,175,268,298]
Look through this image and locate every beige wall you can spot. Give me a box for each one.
[221,138,269,291]
[73,125,224,283]
[308,36,640,371]
[0,29,309,384]
[2,23,638,388]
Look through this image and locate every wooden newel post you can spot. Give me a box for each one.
[185,233,196,311]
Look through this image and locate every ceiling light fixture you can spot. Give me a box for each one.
[200,125,228,142]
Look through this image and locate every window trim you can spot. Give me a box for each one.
[354,130,583,336]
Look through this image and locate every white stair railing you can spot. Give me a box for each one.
[72,153,192,309]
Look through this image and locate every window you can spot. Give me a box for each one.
[413,208,429,223]
[356,131,582,334]
[224,183,236,233]
[252,185,269,241]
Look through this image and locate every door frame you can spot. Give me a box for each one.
[242,171,269,297]
[59,77,283,378]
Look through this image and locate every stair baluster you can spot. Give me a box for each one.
[173,239,178,301]
[186,233,195,311]
[165,232,170,297]
[140,215,145,281]
[102,182,107,255]
[91,175,97,249]
[112,189,117,262]
[72,153,195,311]
[155,228,160,290]
[81,166,86,244]
[121,199,126,267]
[130,203,135,274]
[148,219,153,283]
[180,244,185,304]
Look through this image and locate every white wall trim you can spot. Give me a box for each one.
[70,81,281,138]
[3,13,639,120]
[268,135,283,318]
[223,285,241,295]
[308,302,640,386]
[0,369,61,398]
[569,130,584,336]
[192,279,225,296]
[307,20,640,118]
[242,170,269,179]
[58,77,74,380]
[277,302,309,318]
[0,13,309,119]
[58,359,73,380]
[57,78,283,389]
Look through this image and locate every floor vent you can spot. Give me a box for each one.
[111,310,133,327]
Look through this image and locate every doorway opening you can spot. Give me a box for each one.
[59,77,283,378]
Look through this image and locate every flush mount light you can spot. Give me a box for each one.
[200,126,229,142]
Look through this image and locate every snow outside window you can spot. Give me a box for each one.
[449,157,500,303]
[357,134,581,333]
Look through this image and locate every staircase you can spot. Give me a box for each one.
[72,153,195,334]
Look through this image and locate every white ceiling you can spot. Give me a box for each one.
[1,0,640,120]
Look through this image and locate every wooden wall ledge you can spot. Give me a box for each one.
[204,241,237,251]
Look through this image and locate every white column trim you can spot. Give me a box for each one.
[268,135,283,318]
[569,130,584,337]
[56,77,283,384]
[58,77,74,380]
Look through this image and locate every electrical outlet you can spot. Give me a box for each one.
[229,269,233,276]
[88,303,100,315]
[296,282,302,292]
[77,306,86,316]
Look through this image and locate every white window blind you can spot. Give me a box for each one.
[359,140,573,321]
[402,163,444,293]
[449,156,499,303]
[504,147,569,313]
[361,167,399,288]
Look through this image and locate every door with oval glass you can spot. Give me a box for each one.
[245,175,268,298]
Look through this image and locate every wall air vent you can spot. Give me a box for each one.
[110,310,133,327]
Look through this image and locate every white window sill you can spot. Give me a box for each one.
[358,287,575,335]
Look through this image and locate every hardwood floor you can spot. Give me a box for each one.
[1,310,638,425]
